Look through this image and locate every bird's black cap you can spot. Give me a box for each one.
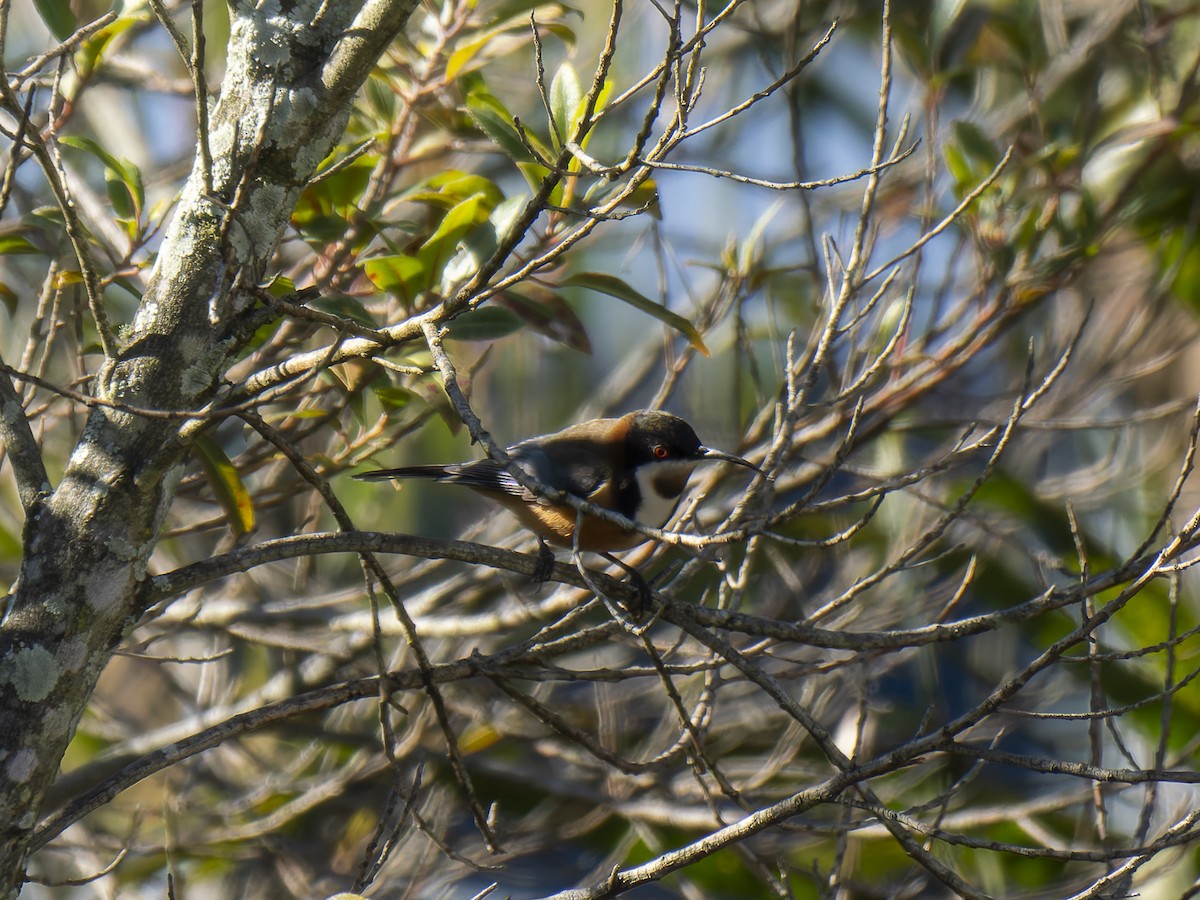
[625,411,759,471]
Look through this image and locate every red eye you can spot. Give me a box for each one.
[654,445,669,459]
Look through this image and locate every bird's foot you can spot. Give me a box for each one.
[531,540,556,585]
[601,552,651,621]
[626,571,652,622]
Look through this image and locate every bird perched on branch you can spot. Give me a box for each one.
[354,409,759,556]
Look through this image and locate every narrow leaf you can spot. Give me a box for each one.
[0,234,38,255]
[61,135,144,224]
[737,199,782,275]
[194,436,256,538]
[444,307,524,341]
[499,286,591,353]
[33,0,77,39]
[561,272,710,356]
[466,90,536,163]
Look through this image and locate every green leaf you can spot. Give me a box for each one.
[445,14,543,83]
[295,155,378,227]
[419,193,490,292]
[109,277,143,303]
[446,34,492,83]
[444,9,578,82]
[361,255,426,307]
[446,23,534,84]
[30,206,65,228]
[194,436,256,538]
[584,176,660,218]
[296,214,357,244]
[561,272,710,356]
[0,282,17,316]
[943,142,972,193]
[465,83,552,165]
[0,233,38,255]
[486,193,527,244]
[371,384,414,410]
[515,160,554,193]
[262,408,329,423]
[952,120,1000,169]
[60,135,144,225]
[466,96,534,162]
[59,136,132,193]
[498,285,591,353]
[105,170,137,222]
[310,294,378,328]
[426,171,504,207]
[737,200,782,276]
[260,275,297,297]
[444,306,524,342]
[549,62,583,145]
[579,77,614,151]
[440,193,527,293]
[33,0,77,39]
[422,194,487,254]
[364,74,397,120]
[74,14,140,76]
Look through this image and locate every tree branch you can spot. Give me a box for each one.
[0,354,48,514]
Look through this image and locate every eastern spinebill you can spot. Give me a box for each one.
[353,410,759,553]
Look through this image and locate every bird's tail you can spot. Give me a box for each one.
[353,465,451,482]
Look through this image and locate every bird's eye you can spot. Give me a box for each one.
[654,445,669,459]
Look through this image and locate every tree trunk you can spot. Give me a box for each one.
[0,2,416,894]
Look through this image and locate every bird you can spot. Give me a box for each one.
[353,409,759,555]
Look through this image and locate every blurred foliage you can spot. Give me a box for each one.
[5,0,1200,898]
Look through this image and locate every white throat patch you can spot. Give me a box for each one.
[633,461,695,527]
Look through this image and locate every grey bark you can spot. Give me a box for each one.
[0,2,418,895]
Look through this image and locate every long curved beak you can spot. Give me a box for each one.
[700,446,762,474]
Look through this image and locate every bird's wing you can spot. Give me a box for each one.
[517,440,611,497]
[435,458,524,497]
[444,441,609,502]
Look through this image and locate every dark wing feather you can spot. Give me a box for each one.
[511,438,620,503]
[435,439,612,502]
[353,465,450,481]
[355,437,620,506]
[353,460,525,495]
[437,459,527,497]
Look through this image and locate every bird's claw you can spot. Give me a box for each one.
[531,540,556,584]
